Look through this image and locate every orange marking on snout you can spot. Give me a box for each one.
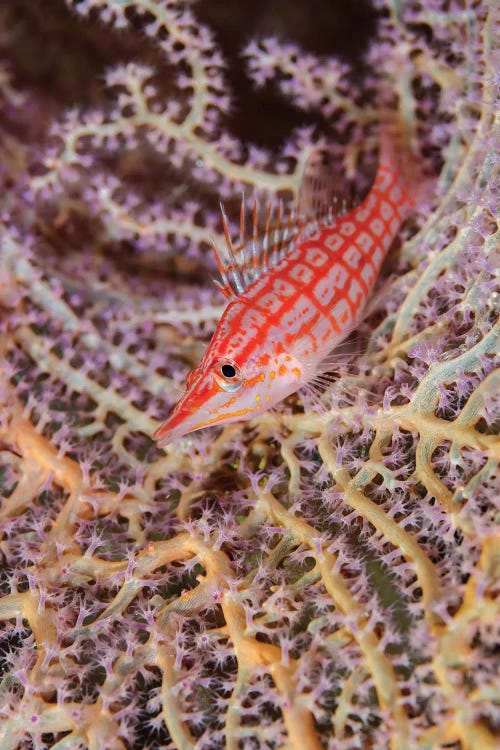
[192,407,253,430]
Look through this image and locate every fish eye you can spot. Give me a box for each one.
[215,361,242,391]
[221,363,236,378]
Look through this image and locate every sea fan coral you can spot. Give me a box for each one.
[0,1,498,749]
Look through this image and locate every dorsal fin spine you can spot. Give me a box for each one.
[220,203,245,295]
[251,199,259,273]
[273,201,283,262]
[210,234,234,299]
[262,202,272,271]
[239,194,245,249]
[212,195,307,299]
[212,277,232,300]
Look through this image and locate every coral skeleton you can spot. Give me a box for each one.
[0,1,498,749]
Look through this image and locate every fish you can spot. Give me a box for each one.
[153,131,416,447]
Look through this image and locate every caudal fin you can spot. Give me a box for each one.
[377,115,434,209]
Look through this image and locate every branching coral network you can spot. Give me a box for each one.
[0,1,498,749]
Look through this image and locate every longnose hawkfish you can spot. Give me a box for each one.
[153,131,417,447]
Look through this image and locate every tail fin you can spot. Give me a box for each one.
[298,114,434,226]
[377,114,434,209]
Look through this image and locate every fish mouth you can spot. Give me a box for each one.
[153,373,220,447]
[152,403,196,447]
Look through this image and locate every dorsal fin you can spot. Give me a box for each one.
[210,152,353,299]
[210,196,303,299]
[299,149,353,224]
